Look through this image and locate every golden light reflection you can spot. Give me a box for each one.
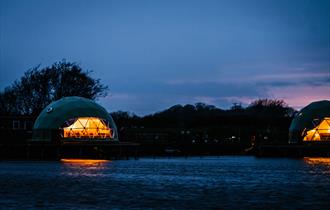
[63,117,112,139]
[304,157,330,166]
[303,118,330,141]
[61,159,110,166]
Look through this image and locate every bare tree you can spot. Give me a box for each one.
[248,98,296,117]
[0,60,108,115]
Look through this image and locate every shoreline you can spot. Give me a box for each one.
[1,141,330,160]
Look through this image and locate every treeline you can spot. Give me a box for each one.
[112,100,295,128]
[111,99,296,149]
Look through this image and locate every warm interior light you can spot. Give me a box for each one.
[303,118,330,141]
[63,117,112,139]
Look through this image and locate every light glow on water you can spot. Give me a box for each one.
[60,159,110,165]
[304,157,330,166]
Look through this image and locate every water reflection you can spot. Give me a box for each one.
[304,157,330,166]
[61,159,110,166]
[60,159,111,177]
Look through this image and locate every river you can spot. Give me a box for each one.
[0,156,330,209]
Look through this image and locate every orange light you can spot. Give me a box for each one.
[60,159,110,165]
[303,118,330,141]
[304,157,330,166]
[63,117,112,139]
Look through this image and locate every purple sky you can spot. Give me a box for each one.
[0,0,329,115]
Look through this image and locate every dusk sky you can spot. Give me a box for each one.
[1,0,329,115]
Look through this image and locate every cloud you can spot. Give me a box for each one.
[103,66,329,115]
[166,70,329,87]
[266,84,330,110]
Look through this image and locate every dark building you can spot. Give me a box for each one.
[0,115,36,144]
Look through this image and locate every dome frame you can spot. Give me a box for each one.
[32,96,118,141]
[289,100,330,144]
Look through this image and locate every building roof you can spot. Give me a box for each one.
[33,96,116,131]
[289,100,330,133]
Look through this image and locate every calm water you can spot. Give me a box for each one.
[0,156,330,209]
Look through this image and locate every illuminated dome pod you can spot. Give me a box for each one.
[289,100,330,144]
[32,96,118,142]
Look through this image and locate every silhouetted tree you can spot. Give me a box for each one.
[247,99,295,118]
[0,60,108,115]
[111,111,140,128]
[230,102,243,111]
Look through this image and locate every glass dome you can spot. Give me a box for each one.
[32,96,118,141]
[289,100,330,143]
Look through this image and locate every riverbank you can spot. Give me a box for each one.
[0,141,139,160]
[256,142,330,157]
[1,140,330,160]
